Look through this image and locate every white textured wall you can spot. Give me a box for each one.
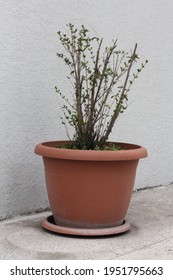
[0,0,173,219]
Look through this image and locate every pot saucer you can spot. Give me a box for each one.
[41,215,131,236]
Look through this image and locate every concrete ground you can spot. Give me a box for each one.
[0,185,172,260]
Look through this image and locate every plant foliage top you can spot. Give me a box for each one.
[55,23,147,150]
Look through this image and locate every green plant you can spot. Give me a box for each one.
[55,23,147,150]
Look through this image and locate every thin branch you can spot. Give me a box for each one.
[99,43,138,146]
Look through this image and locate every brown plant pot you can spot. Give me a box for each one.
[35,141,147,235]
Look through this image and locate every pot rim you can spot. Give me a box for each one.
[35,140,148,161]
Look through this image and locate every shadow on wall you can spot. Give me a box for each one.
[0,157,49,220]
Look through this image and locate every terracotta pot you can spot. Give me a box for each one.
[35,141,147,232]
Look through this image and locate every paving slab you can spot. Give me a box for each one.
[0,185,172,260]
